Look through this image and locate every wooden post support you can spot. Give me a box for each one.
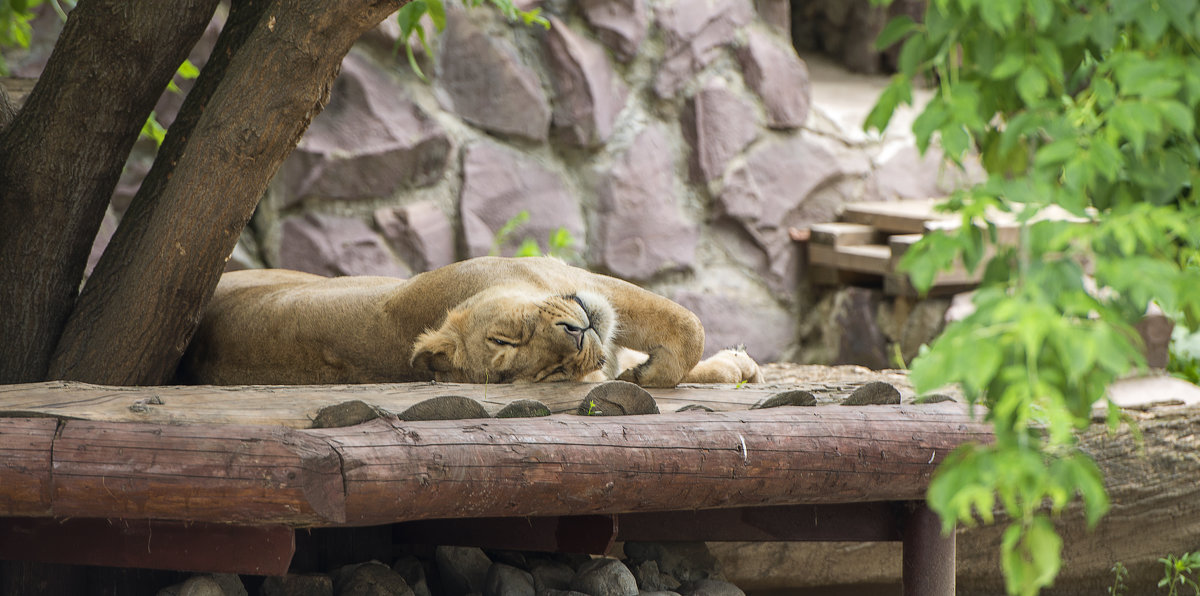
[902,501,955,596]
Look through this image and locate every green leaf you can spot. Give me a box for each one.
[897,34,927,77]
[864,75,912,133]
[1016,68,1048,105]
[426,0,446,31]
[1033,139,1078,169]
[177,59,200,80]
[515,238,542,257]
[1157,100,1195,136]
[875,15,917,49]
[1137,3,1170,40]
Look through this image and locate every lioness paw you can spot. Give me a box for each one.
[684,347,763,384]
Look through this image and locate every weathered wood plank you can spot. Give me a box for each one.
[0,381,792,427]
[840,199,951,234]
[0,418,56,516]
[315,404,990,526]
[835,244,893,275]
[51,420,345,525]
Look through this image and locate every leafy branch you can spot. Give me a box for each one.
[868,0,1200,594]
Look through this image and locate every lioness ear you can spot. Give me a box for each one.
[411,326,462,375]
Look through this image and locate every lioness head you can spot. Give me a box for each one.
[410,288,617,383]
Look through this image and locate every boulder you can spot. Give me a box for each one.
[484,563,535,596]
[260,574,333,596]
[276,213,410,278]
[621,543,720,585]
[459,141,584,258]
[544,15,628,147]
[275,52,451,207]
[591,125,698,280]
[569,558,638,596]
[334,562,414,596]
[437,8,551,141]
[436,546,493,596]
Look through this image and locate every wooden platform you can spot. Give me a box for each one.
[806,199,1087,296]
[0,379,988,594]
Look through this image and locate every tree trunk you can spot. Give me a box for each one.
[0,0,219,383]
[48,0,403,385]
[0,82,14,131]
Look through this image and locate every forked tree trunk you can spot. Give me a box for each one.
[0,0,220,383]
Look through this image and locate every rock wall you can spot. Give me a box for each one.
[8,0,965,366]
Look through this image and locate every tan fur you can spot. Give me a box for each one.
[178,257,761,388]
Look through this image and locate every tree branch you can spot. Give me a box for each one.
[0,0,220,383]
[48,0,404,384]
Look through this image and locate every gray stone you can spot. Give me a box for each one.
[157,574,246,596]
[629,560,681,592]
[437,8,551,141]
[676,579,744,596]
[570,558,639,596]
[277,213,410,278]
[592,125,698,280]
[485,563,535,596]
[312,400,386,429]
[639,592,683,596]
[829,287,890,370]
[375,201,456,273]
[392,556,433,596]
[335,562,414,596]
[737,29,811,129]
[671,290,794,363]
[541,591,590,596]
[897,297,950,364]
[579,381,659,416]
[842,381,901,405]
[580,0,647,62]
[529,560,576,593]
[682,80,759,182]
[716,136,841,294]
[260,574,333,596]
[654,0,754,98]
[545,15,628,147]
[437,546,493,596]
[277,52,450,207]
[622,543,718,584]
[675,404,714,412]
[459,141,584,259]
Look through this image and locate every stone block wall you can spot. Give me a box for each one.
[8,0,965,366]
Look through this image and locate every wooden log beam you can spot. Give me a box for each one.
[0,404,990,527]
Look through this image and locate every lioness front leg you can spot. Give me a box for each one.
[683,346,763,384]
[592,279,704,387]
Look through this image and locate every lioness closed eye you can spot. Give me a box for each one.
[178,256,762,388]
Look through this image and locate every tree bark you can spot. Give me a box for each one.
[0,82,14,131]
[48,0,403,385]
[0,0,219,383]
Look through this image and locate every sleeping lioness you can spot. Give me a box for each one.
[178,256,762,387]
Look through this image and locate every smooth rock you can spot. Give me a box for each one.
[392,556,433,596]
[277,52,450,206]
[737,29,811,129]
[277,213,410,278]
[682,79,759,182]
[622,543,719,584]
[260,574,333,596]
[529,560,576,593]
[437,8,551,141]
[375,202,456,274]
[580,0,648,62]
[630,560,681,592]
[459,141,584,259]
[312,400,386,429]
[157,574,246,596]
[842,381,901,405]
[437,546,493,596]
[676,404,715,412]
[335,562,414,596]
[484,563,535,596]
[654,0,754,98]
[592,125,698,280]
[545,15,628,147]
[570,558,639,596]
